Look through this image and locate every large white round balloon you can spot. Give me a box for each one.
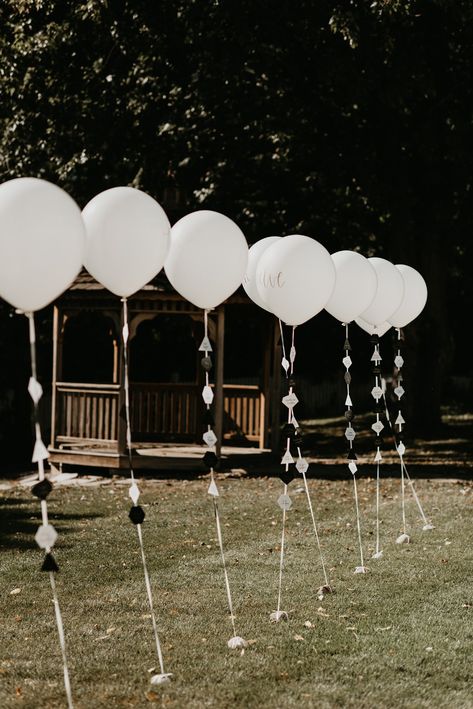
[360,257,404,326]
[0,177,85,312]
[255,235,336,326]
[325,250,378,323]
[243,236,282,311]
[388,264,428,328]
[83,186,170,298]
[355,317,392,337]
[165,210,248,309]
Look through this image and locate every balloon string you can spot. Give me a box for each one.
[212,486,237,636]
[121,298,166,671]
[402,461,430,526]
[279,319,288,377]
[400,454,407,534]
[375,459,381,556]
[298,449,329,587]
[352,474,365,569]
[121,298,134,480]
[203,310,240,638]
[276,483,288,614]
[27,312,74,708]
[136,524,165,674]
[50,572,74,709]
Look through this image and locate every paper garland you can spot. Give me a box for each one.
[201,309,246,650]
[27,313,74,709]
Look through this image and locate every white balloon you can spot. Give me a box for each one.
[165,210,248,309]
[325,250,378,324]
[0,177,85,312]
[243,236,282,311]
[360,257,404,326]
[388,264,428,327]
[83,186,170,298]
[355,317,392,337]
[255,235,336,326]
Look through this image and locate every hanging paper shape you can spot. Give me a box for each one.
[32,439,49,463]
[397,441,406,456]
[396,533,410,544]
[395,412,405,426]
[282,392,299,409]
[394,354,404,368]
[289,345,296,363]
[295,457,309,474]
[129,483,140,505]
[199,335,213,352]
[279,468,295,485]
[371,386,383,400]
[348,461,357,474]
[394,385,405,399]
[122,322,129,344]
[202,385,214,405]
[35,524,58,550]
[374,449,383,463]
[28,377,43,403]
[203,430,218,447]
[277,494,292,511]
[345,393,353,407]
[345,426,356,441]
[150,673,173,686]
[281,449,294,465]
[342,355,352,369]
[227,636,247,650]
[371,420,384,435]
[129,505,146,525]
[41,552,59,573]
[31,479,53,500]
[281,357,290,373]
[270,610,289,622]
[207,479,219,497]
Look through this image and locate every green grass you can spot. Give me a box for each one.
[1,471,472,708]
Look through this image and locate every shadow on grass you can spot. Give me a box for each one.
[0,497,103,550]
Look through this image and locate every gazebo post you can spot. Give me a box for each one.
[117,303,127,457]
[260,315,272,449]
[50,304,62,452]
[214,305,225,458]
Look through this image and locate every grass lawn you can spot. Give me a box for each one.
[1,469,472,708]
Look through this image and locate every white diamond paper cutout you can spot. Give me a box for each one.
[348,461,357,474]
[394,355,404,368]
[277,494,292,511]
[345,426,356,441]
[342,355,352,369]
[282,392,298,408]
[129,483,140,504]
[281,450,294,465]
[208,479,219,497]
[371,420,384,434]
[394,385,405,399]
[289,346,296,363]
[35,524,58,550]
[122,322,129,344]
[371,386,383,400]
[28,377,43,404]
[281,357,290,373]
[202,385,214,405]
[199,336,212,352]
[295,457,309,474]
[397,441,406,456]
[203,430,217,447]
[32,439,49,463]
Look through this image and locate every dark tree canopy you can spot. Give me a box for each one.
[0,0,472,439]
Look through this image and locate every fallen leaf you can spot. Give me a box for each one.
[10,588,21,595]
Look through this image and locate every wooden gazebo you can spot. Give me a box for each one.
[48,272,282,469]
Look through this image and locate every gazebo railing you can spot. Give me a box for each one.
[53,381,264,449]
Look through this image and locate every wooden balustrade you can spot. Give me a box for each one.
[55,382,120,445]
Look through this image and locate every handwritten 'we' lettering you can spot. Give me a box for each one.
[259,271,285,288]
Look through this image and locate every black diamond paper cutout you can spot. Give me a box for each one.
[343,339,351,351]
[345,409,354,422]
[41,552,59,572]
[201,356,213,372]
[32,479,53,500]
[203,451,219,469]
[374,403,384,414]
[288,376,296,388]
[372,366,381,375]
[369,334,380,344]
[344,371,352,385]
[129,505,145,525]
[282,423,295,439]
[203,410,215,426]
[279,469,295,485]
[374,436,383,445]
[347,449,358,461]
